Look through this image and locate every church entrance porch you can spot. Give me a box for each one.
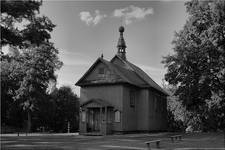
[80,99,114,135]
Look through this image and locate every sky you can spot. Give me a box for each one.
[38,1,189,96]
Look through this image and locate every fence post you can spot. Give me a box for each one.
[67,121,70,133]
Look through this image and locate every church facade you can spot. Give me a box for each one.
[76,26,168,135]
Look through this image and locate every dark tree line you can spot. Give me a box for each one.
[1,0,79,133]
[32,86,79,133]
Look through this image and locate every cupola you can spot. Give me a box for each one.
[117,26,127,60]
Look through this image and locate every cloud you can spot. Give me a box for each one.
[113,5,154,25]
[79,10,107,26]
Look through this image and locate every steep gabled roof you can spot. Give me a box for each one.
[76,57,127,86]
[101,59,147,86]
[75,57,146,86]
[76,55,168,96]
[111,55,168,95]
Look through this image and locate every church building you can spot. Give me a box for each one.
[76,26,168,135]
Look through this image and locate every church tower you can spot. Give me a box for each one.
[117,26,127,60]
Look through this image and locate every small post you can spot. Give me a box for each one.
[156,141,160,148]
[67,121,70,133]
[100,107,102,134]
[146,143,151,150]
[171,137,174,143]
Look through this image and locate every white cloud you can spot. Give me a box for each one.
[79,10,107,26]
[113,5,154,25]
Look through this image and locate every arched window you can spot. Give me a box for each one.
[81,111,86,122]
[115,110,120,122]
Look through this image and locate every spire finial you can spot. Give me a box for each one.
[117,26,127,60]
[119,26,124,33]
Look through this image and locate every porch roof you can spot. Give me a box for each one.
[80,99,114,108]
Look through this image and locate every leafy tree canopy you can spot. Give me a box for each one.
[50,86,79,132]
[162,0,225,130]
[1,0,55,47]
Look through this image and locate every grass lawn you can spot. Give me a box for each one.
[1,132,225,150]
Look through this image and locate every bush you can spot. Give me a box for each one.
[167,110,185,132]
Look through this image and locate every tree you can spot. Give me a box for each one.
[162,82,186,131]
[1,0,63,133]
[1,0,55,47]
[29,86,79,133]
[162,0,225,131]
[13,43,62,132]
[1,50,25,131]
[51,86,79,132]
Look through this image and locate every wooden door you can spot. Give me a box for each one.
[93,109,100,131]
[87,109,93,132]
[87,108,100,132]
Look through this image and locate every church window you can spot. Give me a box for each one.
[98,67,105,74]
[115,110,120,122]
[130,90,135,107]
[81,111,86,122]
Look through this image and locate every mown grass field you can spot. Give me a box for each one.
[1,132,224,150]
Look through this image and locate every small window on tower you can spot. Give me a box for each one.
[98,68,104,74]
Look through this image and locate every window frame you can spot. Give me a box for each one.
[114,110,120,123]
[130,90,135,107]
[98,67,105,75]
[81,111,86,122]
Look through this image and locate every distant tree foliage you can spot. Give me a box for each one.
[50,86,80,132]
[162,0,225,131]
[31,86,79,133]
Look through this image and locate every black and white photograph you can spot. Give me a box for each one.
[1,0,225,149]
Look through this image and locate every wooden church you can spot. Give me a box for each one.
[76,26,168,135]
